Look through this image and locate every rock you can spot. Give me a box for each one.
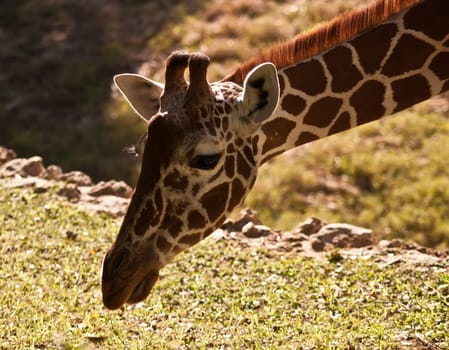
[282,231,309,244]
[311,223,374,249]
[88,180,133,198]
[220,208,263,233]
[59,171,93,186]
[310,238,326,252]
[0,146,16,164]
[291,217,326,236]
[242,222,273,238]
[3,176,52,191]
[77,195,130,218]
[57,184,81,201]
[43,165,63,180]
[0,156,45,177]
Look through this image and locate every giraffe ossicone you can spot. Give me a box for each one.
[102,0,449,310]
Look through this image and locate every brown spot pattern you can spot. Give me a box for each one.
[261,118,296,154]
[157,236,171,253]
[323,46,362,92]
[329,112,351,135]
[381,34,434,77]
[216,105,224,114]
[227,143,235,153]
[163,169,188,191]
[404,0,449,41]
[205,121,216,136]
[235,137,244,147]
[135,204,152,236]
[200,182,229,222]
[228,178,246,211]
[350,80,386,125]
[350,23,397,75]
[225,155,235,178]
[303,97,343,128]
[251,135,259,156]
[243,146,254,165]
[155,188,163,214]
[162,215,184,236]
[192,183,200,196]
[135,200,159,236]
[222,118,229,132]
[237,152,252,179]
[261,150,283,164]
[179,233,201,245]
[295,132,319,146]
[429,52,449,80]
[284,59,327,95]
[392,74,430,113]
[442,80,449,94]
[187,210,206,229]
[281,94,307,116]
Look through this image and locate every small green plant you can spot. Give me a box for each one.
[0,184,448,349]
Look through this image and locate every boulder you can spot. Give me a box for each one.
[43,165,63,180]
[310,223,374,251]
[0,156,45,177]
[0,146,16,164]
[59,171,93,186]
[88,180,133,198]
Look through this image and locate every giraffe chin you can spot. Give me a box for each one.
[126,269,160,305]
[103,269,159,310]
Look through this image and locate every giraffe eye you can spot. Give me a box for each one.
[190,153,221,170]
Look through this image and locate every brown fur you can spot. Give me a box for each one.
[223,0,422,85]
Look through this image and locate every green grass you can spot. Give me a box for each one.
[1,184,448,349]
[247,108,449,249]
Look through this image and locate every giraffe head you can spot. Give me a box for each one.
[101,51,279,309]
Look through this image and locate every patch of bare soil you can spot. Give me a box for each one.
[1,145,448,267]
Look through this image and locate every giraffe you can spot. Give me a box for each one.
[101,0,449,310]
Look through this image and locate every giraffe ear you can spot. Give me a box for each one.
[240,62,280,126]
[114,74,164,121]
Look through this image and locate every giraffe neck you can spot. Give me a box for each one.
[228,0,449,165]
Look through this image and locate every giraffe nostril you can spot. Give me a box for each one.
[110,248,130,274]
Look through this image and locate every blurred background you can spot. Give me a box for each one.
[1,0,449,247]
[0,0,365,183]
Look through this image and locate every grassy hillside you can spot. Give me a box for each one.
[247,106,449,249]
[1,183,448,349]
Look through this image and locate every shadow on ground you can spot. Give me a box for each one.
[0,0,204,183]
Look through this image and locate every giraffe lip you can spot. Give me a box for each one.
[102,269,160,310]
[126,269,160,305]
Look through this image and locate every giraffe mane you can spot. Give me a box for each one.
[223,0,421,85]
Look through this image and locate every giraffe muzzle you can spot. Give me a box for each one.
[101,246,160,310]
[126,269,160,305]
[102,267,160,310]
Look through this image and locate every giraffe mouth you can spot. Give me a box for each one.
[102,269,159,310]
[127,269,160,305]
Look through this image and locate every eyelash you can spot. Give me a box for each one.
[189,153,221,170]
[123,134,146,157]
